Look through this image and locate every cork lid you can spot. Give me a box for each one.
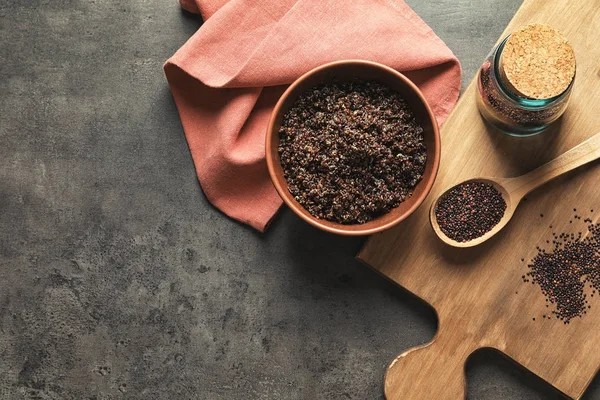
[500,24,576,100]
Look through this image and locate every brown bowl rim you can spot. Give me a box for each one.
[266,59,441,236]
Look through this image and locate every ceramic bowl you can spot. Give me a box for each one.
[266,60,441,236]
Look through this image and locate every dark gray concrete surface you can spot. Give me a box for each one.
[0,0,598,399]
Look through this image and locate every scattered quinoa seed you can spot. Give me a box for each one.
[523,220,600,323]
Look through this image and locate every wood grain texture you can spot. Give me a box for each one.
[357,0,600,398]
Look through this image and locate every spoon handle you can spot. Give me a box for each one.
[504,132,600,200]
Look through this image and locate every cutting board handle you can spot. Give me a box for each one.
[384,331,475,400]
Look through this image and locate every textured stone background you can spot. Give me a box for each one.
[1,0,599,399]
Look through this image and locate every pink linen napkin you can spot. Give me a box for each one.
[164,0,461,231]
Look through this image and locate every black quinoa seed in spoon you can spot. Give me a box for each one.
[278,80,426,224]
[435,182,507,242]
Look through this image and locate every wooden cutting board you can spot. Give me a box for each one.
[357,0,600,399]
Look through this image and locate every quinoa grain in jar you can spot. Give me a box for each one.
[476,24,576,136]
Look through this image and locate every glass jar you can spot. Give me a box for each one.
[476,36,574,137]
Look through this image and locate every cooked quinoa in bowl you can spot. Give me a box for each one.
[278,80,427,224]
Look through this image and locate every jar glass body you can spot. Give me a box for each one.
[476,36,574,137]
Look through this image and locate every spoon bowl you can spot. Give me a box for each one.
[430,178,516,248]
[430,131,600,247]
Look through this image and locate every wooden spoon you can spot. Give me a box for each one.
[430,132,600,248]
